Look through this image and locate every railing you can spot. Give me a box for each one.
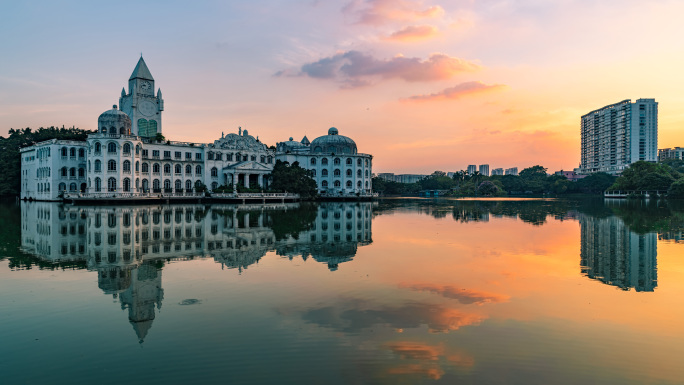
[64,191,206,199]
[604,190,667,198]
[211,192,300,199]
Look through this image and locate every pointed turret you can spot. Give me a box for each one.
[301,136,310,145]
[121,87,126,97]
[157,88,162,98]
[129,56,154,81]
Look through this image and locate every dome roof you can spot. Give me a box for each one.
[98,105,131,124]
[310,127,357,154]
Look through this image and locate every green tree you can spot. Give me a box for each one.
[609,161,677,191]
[575,172,616,194]
[668,178,684,198]
[269,160,318,199]
[477,181,499,196]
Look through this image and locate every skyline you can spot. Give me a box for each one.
[2,1,684,174]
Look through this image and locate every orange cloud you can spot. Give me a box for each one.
[403,81,507,102]
[279,51,480,87]
[385,341,444,360]
[385,25,440,42]
[383,341,475,379]
[400,282,510,305]
[344,0,445,25]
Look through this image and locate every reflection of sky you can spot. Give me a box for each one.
[2,200,684,383]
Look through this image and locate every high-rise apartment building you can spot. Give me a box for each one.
[505,167,518,176]
[580,99,658,174]
[658,147,684,162]
[467,165,477,175]
[491,168,504,176]
[479,164,490,176]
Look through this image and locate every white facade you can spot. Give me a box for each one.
[491,168,504,176]
[580,99,658,174]
[467,165,477,175]
[658,147,684,161]
[276,128,373,196]
[479,164,490,176]
[505,167,518,176]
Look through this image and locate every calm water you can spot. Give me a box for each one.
[1,198,683,384]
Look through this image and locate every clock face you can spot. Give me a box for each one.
[141,81,151,92]
[139,100,156,116]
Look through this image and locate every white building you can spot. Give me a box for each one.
[658,147,684,162]
[467,165,477,175]
[479,164,490,176]
[505,167,518,176]
[275,127,373,196]
[491,168,504,176]
[580,99,658,174]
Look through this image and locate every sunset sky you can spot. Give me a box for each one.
[2,0,684,173]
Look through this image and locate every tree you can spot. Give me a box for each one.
[519,165,547,193]
[154,133,166,142]
[575,172,616,194]
[609,161,677,191]
[477,181,499,196]
[668,178,684,198]
[269,160,318,199]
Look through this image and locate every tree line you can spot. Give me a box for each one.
[372,165,616,197]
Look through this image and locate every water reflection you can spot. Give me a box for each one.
[20,201,373,341]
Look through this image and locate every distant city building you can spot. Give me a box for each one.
[554,170,587,182]
[505,167,518,176]
[479,164,490,176]
[658,147,684,162]
[580,98,658,175]
[376,173,426,184]
[467,165,477,175]
[276,128,373,196]
[491,168,504,176]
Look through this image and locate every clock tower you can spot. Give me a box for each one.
[119,57,164,138]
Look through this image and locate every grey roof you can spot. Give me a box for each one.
[129,57,154,81]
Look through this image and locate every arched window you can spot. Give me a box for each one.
[153,163,160,173]
[141,163,149,173]
[208,152,214,160]
[334,169,341,177]
[164,179,171,190]
[334,180,341,188]
[227,153,233,161]
[185,180,192,190]
[185,165,192,174]
[135,161,139,172]
[123,143,131,154]
[365,159,369,166]
[107,142,116,154]
[310,158,316,165]
[211,182,218,190]
[346,181,352,188]
[164,164,171,174]
[357,159,362,166]
[321,158,328,165]
[78,168,85,178]
[94,160,101,172]
[69,167,76,177]
[61,167,67,177]
[120,127,126,135]
[94,142,101,153]
[357,181,362,188]
[196,165,202,175]
[175,180,182,191]
[59,182,66,191]
[260,155,265,163]
[123,178,131,192]
[334,158,340,165]
[346,169,352,177]
[211,167,218,177]
[142,179,149,192]
[94,178,101,192]
[70,148,76,157]
[346,158,352,165]
[153,179,160,191]
[321,180,328,188]
[251,155,256,162]
[107,160,116,171]
[135,145,140,155]
[365,181,369,188]
[267,156,272,163]
[175,164,182,174]
[79,148,85,158]
[365,170,369,177]
[311,170,316,177]
[61,147,67,157]
[123,160,131,172]
[107,177,117,192]
[322,169,328,176]
[195,180,202,188]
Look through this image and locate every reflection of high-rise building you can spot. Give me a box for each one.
[578,214,657,291]
[20,201,374,340]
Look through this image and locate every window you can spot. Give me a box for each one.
[311,170,316,177]
[346,169,352,177]
[175,164,182,174]
[322,169,328,176]
[334,169,341,177]
[123,160,131,172]
[70,148,76,157]
[142,149,148,157]
[346,181,352,188]
[61,167,67,177]
[123,143,131,154]
[227,153,233,161]
[346,158,352,165]
[196,153,202,161]
[175,151,181,159]
[123,178,131,192]
[250,155,256,161]
[196,165,202,175]
[69,167,76,177]
[175,180,182,191]
[321,158,328,165]
[322,180,328,188]
[107,160,116,171]
[216,153,223,161]
[94,178,101,192]
[61,147,68,157]
[153,163,160,173]
[334,158,340,165]
[186,152,192,160]
[164,164,171,174]
[208,152,214,160]
[79,148,85,158]
[78,168,85,178]
[334,180,341,188]
[260,155,265,163]
[357,169,362,177]
[152,150,160,158]
[211,167,218,177]
[357,159,361,166]
[186,165,192,174]
[94,143,101,153]
[311,158,317,165]
[141,163,149,173]
[107,177,117,192]
[135,161,139,172]
[164,151,171,159]
[107,142,116,154]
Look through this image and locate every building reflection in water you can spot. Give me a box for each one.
[578,213,657,292]
[20,201,373,341]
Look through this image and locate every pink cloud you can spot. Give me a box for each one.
[403,81,506,101]
[385,25,440,42]
[278,51,479,87]
[344,0,445,25]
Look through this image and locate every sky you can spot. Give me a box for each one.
[1,0,684,174]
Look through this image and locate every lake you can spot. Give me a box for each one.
[1,198,683,384]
